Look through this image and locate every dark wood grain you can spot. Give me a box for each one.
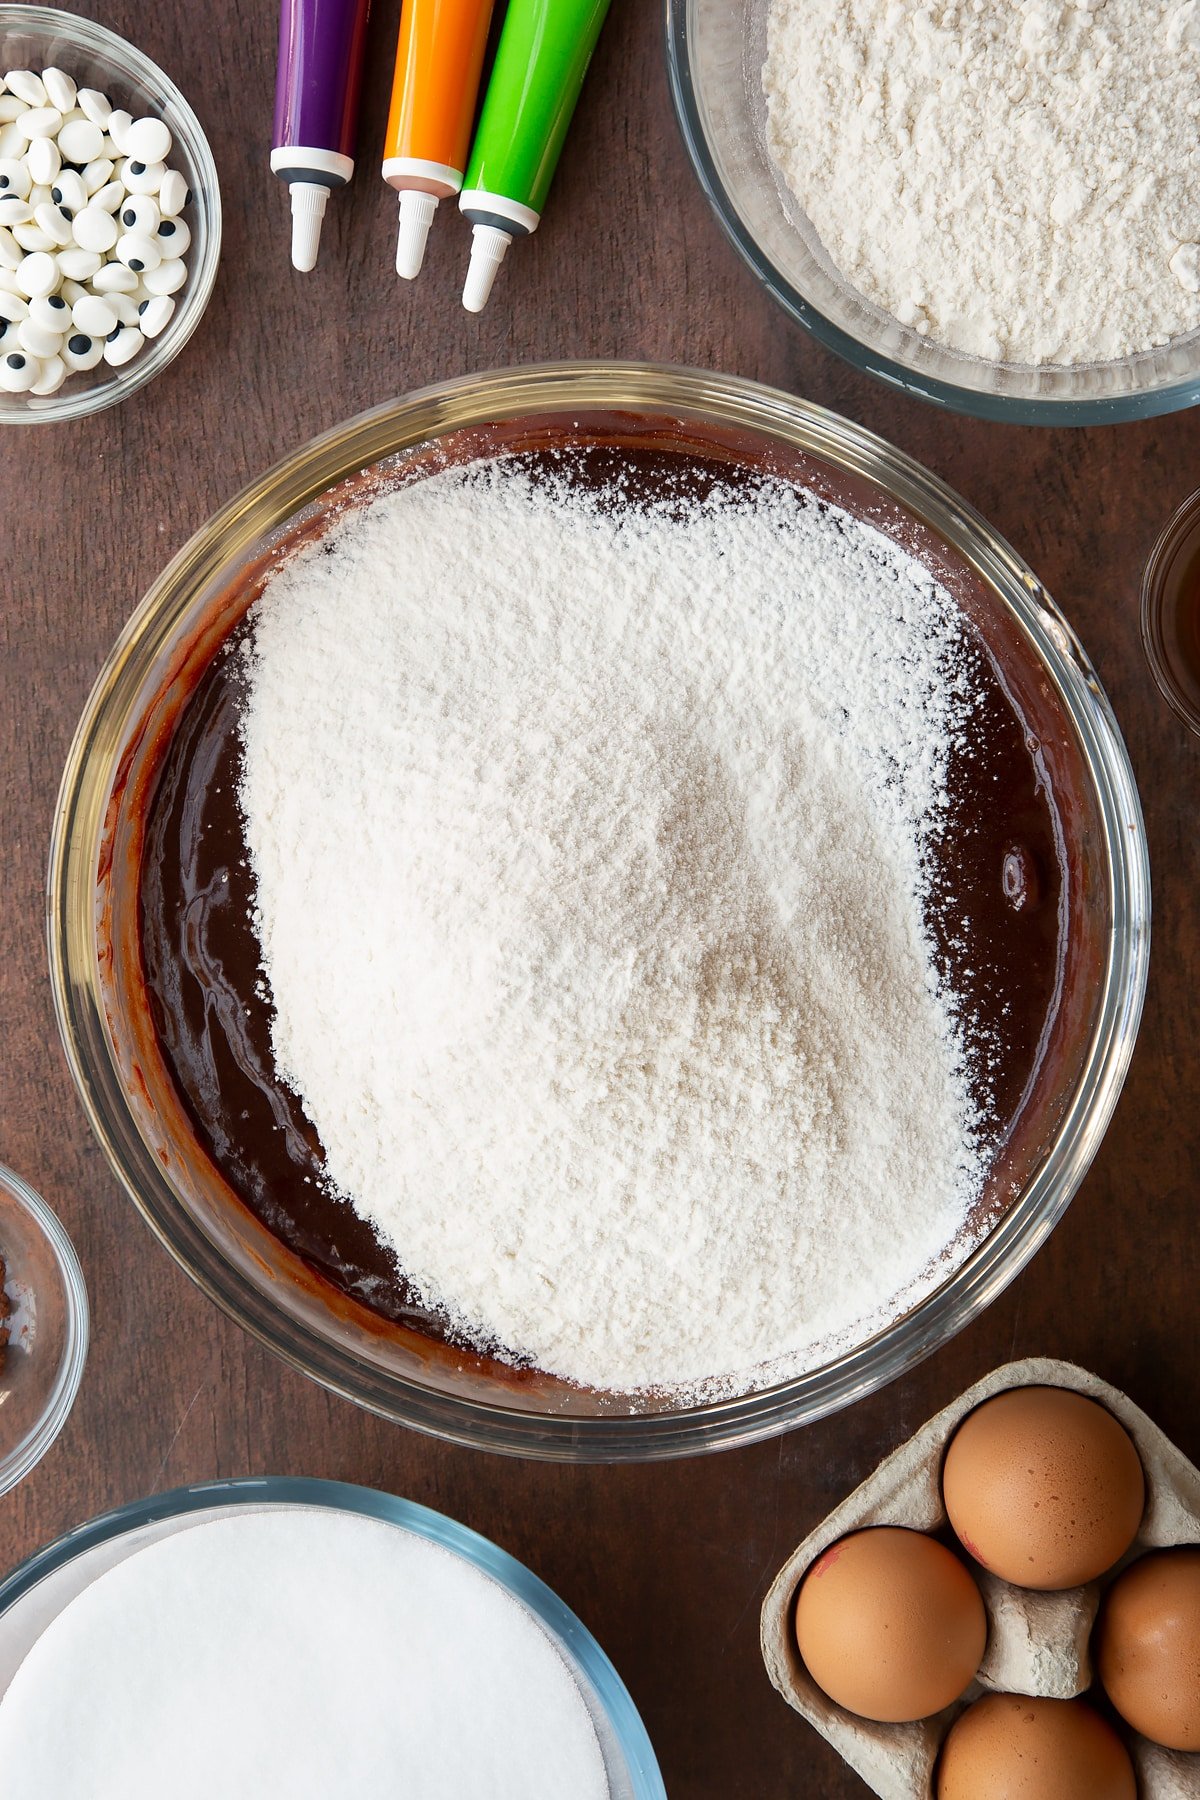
[0,3,1197,1794]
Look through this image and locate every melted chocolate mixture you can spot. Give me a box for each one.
[139,447,1065,1341]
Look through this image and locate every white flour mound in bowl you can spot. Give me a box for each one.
[763,0,1200,366]
[0,1509,609,1798]
[238,458,985,1398]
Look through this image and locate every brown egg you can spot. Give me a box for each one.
[936,1694,1137,1800]
[793,1526,986,1723]
[942,1386,1144,1589]
[1096,1546,1200,1750]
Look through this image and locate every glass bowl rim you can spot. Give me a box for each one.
[662,0,1200,427]
[47,359,1151,1461]
[0,3,222,425]
[0,1162,89,1498]
[0,1473,667,1798]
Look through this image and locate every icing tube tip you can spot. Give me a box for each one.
[463,222,512,312]
[396,190,440,279]
[289,181,329,272]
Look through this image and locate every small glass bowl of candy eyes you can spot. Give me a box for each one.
[0,7,220,422]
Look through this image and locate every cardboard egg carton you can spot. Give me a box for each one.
[760,1358,1200,1798]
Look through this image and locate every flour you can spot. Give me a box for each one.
[238,457,986,1399]
[763,0,1200,366]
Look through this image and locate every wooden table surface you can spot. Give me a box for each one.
[1,3,1197,1793]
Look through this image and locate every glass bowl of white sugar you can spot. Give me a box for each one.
[47,363,1150,1458]
[0,7,220,423]
[0,1479,666,1797]
[665,0,1200,423]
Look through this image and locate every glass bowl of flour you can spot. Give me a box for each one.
[665,0,1200,423]
[48,363,1149,1458]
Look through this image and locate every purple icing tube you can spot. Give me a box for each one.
[271,0,372,271]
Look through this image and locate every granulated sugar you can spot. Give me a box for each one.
[238,458,985,1398]
[763,0,1200,366]
[0,1509,608,1797]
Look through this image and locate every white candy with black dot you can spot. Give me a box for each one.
[156,214,189,256]
[116,230,159,272]
[0,348,38,390]
[91,259,137,293]
[119,194,158,234]
[0,155,32,198]
[119,156,164,195]
[122,162,164,197]
[30,291,68,328]
[102,322,141,365]
[61,329,102,370]
[50,168,85,213]
[34,201,72,245]
[137,292,173,337]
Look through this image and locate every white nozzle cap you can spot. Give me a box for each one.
[463,222,512,313]
[289,180,329,272]
[396,189,439,280]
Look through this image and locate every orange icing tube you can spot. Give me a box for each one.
[382,0,495,279]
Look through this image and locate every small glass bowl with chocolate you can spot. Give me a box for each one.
[0,1164,88,1496]
[48,363,1150,1460]
[1141,487,1200,737]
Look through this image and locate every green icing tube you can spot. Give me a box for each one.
[460,0,613,311]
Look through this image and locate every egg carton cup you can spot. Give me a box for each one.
[760,1357,1200,1799]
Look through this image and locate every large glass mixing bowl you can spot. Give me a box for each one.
[47,363,1150,1459]
[664,0,1200,424]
